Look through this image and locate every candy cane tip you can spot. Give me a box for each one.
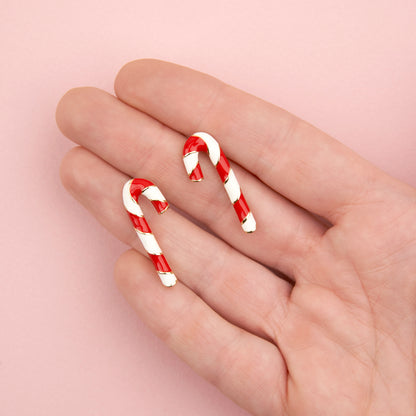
[241,212,256,233]
[188,169,204,182]
[158,205,169,214]
[158,272,177,287]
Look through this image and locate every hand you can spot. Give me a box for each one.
[56,59,416,416]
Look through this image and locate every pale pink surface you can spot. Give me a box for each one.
[1,1,415,415]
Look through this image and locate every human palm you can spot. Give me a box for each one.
[57,59,416,415]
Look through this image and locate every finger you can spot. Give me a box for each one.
[56,87,326,278]
[115,249,287,416]
[60,146,292,340]
[114,59,396,223]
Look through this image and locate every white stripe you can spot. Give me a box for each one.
[242,212,256,233]
[193,132,221,166]
[183,152,199,176]
[123,180,144,217]
[142,185,166,202]
[157,272,177,287]
[136,231,162,255]
[223,169,241,203]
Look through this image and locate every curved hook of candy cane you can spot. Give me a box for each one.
[183,132,256,233]
[122,178,177,287]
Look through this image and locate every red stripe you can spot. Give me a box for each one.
[128,213,151,233]
[148,253,172,273]
[151,200,169,214]
[233,194,250,223]
[216,150,230,183]
[130,178,154,199]
[189,164,203,181]
[183,136,208,155]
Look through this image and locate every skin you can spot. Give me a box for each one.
[56,59,416,416]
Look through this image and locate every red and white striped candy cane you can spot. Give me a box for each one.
[183,132,256,233]
[122,178,177,287]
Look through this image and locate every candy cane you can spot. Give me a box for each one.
[122,178,177,287]
[183,132,256,233]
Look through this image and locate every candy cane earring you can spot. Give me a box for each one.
[122,178,177,287]
[183,132,256,233]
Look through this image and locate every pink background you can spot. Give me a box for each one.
[1,1,415,415]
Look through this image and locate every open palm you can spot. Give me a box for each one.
[57,60,416,415]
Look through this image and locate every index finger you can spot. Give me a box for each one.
[114,59,398,223]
